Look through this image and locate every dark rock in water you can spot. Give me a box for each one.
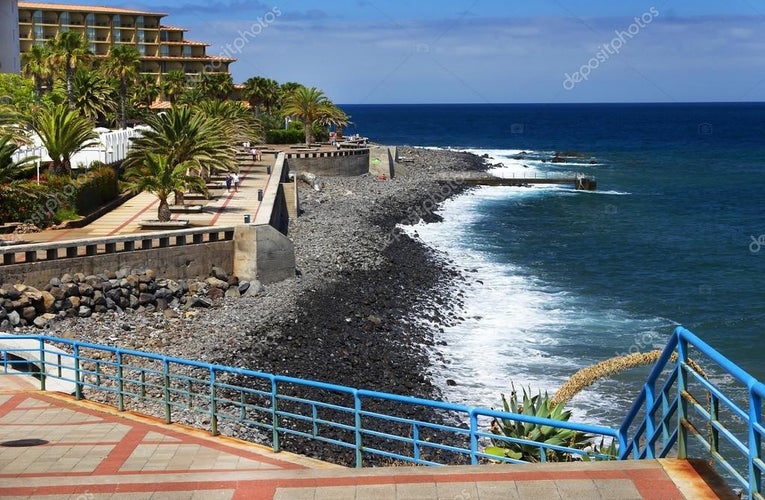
[446,379,457,386]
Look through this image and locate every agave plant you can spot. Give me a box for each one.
[485,384,593,463]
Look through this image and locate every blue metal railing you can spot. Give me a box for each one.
[0,335,618,468]
[1,328,763,498]
[619,326,764,499]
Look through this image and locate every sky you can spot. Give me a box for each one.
[64,0,765,104]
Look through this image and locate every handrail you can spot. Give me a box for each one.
[1,328,762,498]
[0,334,617,468]
[619,326,764,499]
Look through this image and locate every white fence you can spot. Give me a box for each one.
[11,127,144,169]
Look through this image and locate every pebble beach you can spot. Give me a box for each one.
[12,146,489,464]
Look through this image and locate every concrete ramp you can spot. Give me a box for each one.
[369,146,395,178]
[0,339,77,394]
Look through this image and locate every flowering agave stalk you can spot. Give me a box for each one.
[485,383,594,463]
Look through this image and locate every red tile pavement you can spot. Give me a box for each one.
[0,388,736,499]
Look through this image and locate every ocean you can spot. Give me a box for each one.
[342,103,765,427]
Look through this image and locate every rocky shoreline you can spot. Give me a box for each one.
[10,146,489,465]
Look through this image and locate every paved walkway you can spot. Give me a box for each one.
[0,387,734,499]
[2,152,274,245]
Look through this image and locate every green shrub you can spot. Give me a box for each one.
[52,207,79,224]
[0,181,57,227]
[72,165,119,215]
[266,128,305,144]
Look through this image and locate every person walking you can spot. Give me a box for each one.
[225,173,232,192]
[232,172,240,192]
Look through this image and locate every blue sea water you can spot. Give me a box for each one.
[343,103,765,426]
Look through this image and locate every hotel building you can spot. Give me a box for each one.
[14,1,234,81]
[0,0,21,73]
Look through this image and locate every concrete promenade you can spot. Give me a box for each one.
[0,384,734,499]
[3,152,273,245]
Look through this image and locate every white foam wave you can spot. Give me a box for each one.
[400,186,669,426]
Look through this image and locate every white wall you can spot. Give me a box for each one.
[0,0,20,74]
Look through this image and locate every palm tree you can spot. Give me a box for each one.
[198,72,234,101]
[48,32,91,109]
[0,103,29,145]
[134,74,160,109]
[281,86,329,146]
[0,135,37,182]
[123,106,236,204]
[243,76,281,114]
[30,103,99,174]
[21,44,53,101]
[162,70,187,104]
[103,45,141,129]
[195,99,263,144]
[123,152,206,222]
[317,102,351,138]
[71,70,116,123]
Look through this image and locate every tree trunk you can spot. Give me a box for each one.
[304,122,312,146]
[174,190,184,206]
[66,59,74,109]
[119,79,127,129]
[157,199,171,222]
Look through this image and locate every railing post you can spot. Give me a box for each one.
[163,359,171,424]
[413,423,420,464]
[644,378,656,458]
[116,351,124,411]
[677,334,689,459]
[469,411,479,465]
[271,378,280,452]
[354,390,362,468]
[210,368,218,436]
[749,389,762,497]
[38,338,46,391]
[73,343,82,400]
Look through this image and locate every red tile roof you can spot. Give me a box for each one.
[18,2,166,17]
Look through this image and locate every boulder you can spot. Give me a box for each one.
[78,306,92,318]
[60,273,74,283]
[189,296,212,308]
[238,281,251,294]
[225,287,240,298]
[210,266,228,281]
[21,306,37,323]
[207,287,225,300]
[138,292,155,306]
[7,310,20,326]
[205,277,229,290]
[40,291,56,312]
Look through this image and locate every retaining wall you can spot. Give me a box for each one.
[285,148,369,176]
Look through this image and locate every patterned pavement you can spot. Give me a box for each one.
[0,387,734,499]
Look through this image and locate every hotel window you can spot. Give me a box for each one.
[136,16,144,29]
[182,45,192,57]
[60,12,70,26]
[138,44,146,55]
[33,25,44,41]
[113,14,121,40]
[161,45,169,57]
[85,13,95,26]
[33,10,42,24]
[137,29,145,44]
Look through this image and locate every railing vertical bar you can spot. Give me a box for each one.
[38,338,46,391]
[469,411,479,465]
[140,370,146,399]
[644,378,656,459]
[116,352,124,412]
[73,343,82,400]
[312,404,318,437]
[413,423,420,464]
[355,391,362,468]
[163,359,171,424]
[750,390,762,498]
[210,368,218,436]
[677,335,689,459]
[271,377,280,453]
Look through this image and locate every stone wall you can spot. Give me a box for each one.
[285,149,369,177]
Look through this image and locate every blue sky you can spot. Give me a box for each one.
[77,0,765,103]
